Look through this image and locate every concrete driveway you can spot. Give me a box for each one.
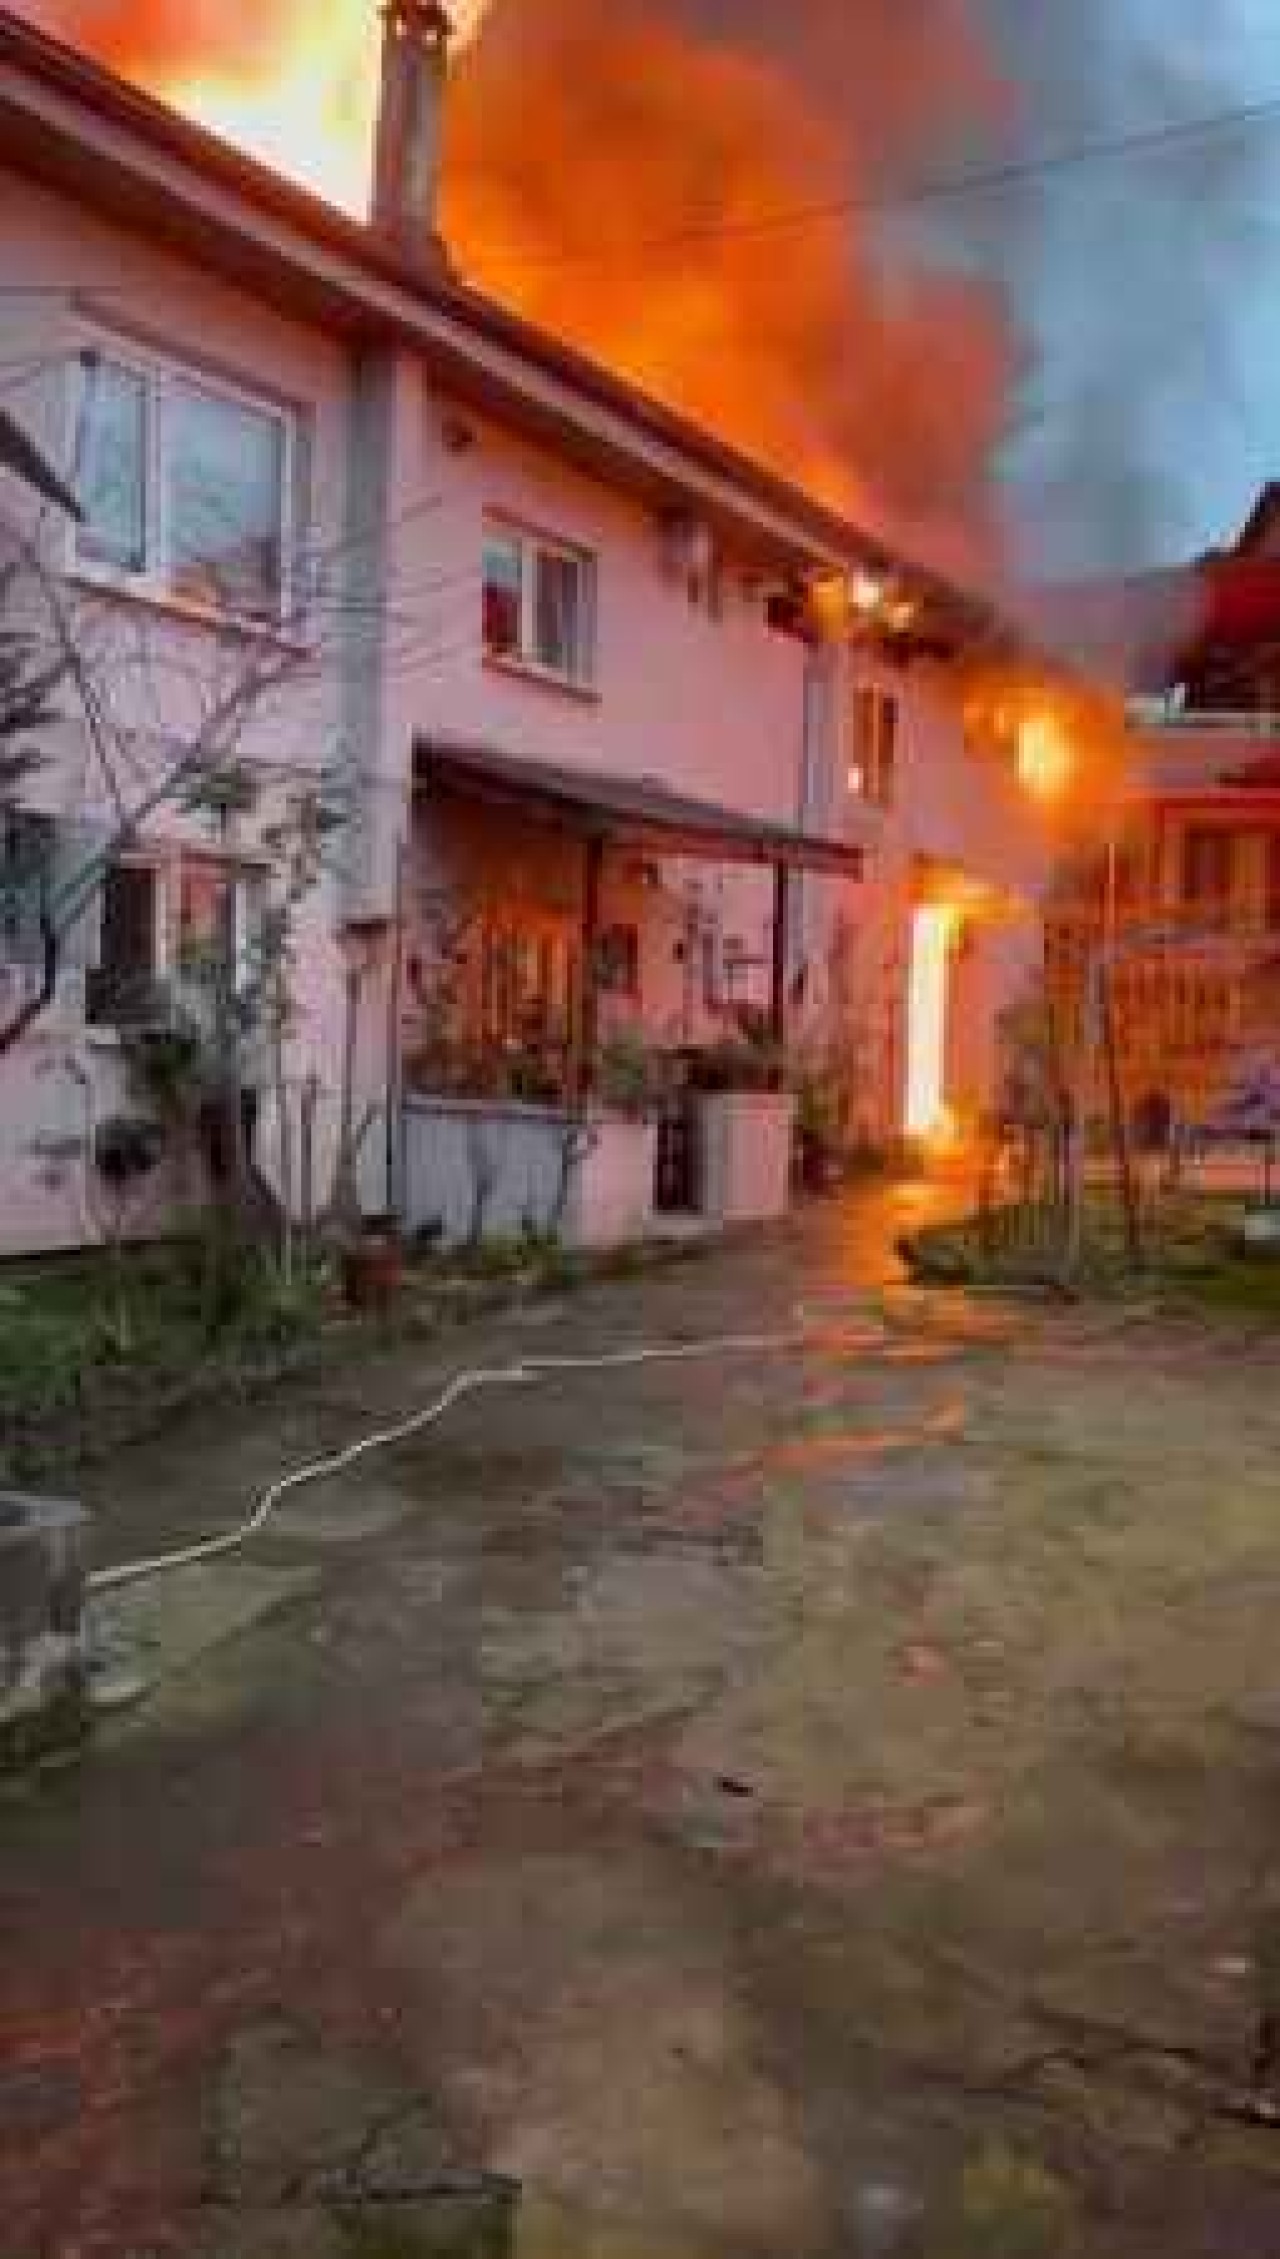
[6,1178,1280,2258]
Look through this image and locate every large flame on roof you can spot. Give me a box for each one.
[21,0,1018,570]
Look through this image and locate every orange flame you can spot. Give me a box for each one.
[21,0,1017,568]
[906,903,958,1142]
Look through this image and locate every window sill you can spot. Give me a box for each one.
[66,564,309,656]
[484,650,601,705]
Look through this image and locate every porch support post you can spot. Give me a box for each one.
[579,833,605,1097]
[771,861,791,1048]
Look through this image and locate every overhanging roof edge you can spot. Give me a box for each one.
[414,736,865,877]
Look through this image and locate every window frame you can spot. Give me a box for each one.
[482,515,598,692]
[86,853,167,1031]
[848,684,900,813]
[176,849,269,997]
[71,340,297,631]
[86,847,269,1035]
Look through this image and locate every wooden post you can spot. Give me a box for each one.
[384,839,406,1223]
[1099,959,1142,1270]
[579,834,605,1099]
[771,862,791,1048]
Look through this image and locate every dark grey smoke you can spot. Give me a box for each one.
[972,0,1280,574]
[640,0,1280,574]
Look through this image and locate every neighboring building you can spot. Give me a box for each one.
[0,2,1053,1253]
[1046,494,1280,1131]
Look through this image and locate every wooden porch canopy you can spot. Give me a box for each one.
[414,737,865,878]
[414,736,864,1065]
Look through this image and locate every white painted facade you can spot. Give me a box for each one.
[0,24,1053,1253]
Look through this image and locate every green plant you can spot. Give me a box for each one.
[596,1030,666,1118]
[504,1045,565,1105]
[955,2144,1074,2258]
[92,1113,165,1190]
[795,1066,841,1147]
[689,1035,787,1096]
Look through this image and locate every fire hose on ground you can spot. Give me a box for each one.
[87,1326,830,1597]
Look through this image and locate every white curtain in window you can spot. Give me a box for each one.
[168,384,285,618]
[78,359,147,572]
[535,551,581,680]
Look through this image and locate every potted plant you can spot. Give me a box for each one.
[341,1211,405,1311]
[595,1029,667,1120]
[794,1068,844,1194]
[688,1015,796,1226]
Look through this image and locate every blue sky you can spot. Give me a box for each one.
[980,0,1280,572]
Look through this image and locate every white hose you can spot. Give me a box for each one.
[87,1328,819,1596]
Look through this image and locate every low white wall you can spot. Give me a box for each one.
[0,1019,197,1258]
[696,1091,796,1226]
[402,1098,656,1250]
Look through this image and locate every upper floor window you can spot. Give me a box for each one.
[848,685,899,811]
[76,348,293,625]
[483,520,596,690]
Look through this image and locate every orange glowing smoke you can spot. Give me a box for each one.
[20,0,1018,567]
[961,664,1132,837]
[26,0,490,210]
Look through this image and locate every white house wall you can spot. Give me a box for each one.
[0,139,1051,1249]
[1,173,357,1245]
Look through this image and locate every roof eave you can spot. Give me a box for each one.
[415,735,866,877]
[0,6,1019,629]
[0,23,851,581]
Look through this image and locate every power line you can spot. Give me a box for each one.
[463,88,1280,276]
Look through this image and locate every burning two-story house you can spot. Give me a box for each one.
[0,1,1057,1254]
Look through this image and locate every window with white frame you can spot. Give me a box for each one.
[75,347,294,624]
[82,850,266,1031]
[177,853,268,992]
[848,685,899,812]
[482,519,596,689]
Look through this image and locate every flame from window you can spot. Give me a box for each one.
[906,902,957,1141]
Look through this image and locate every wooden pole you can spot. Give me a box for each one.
[771,862,791,1048]
[385,839,406,1223]
[1099,959,1142,1269]
[579,835,604,1099]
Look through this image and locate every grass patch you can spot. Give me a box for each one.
[900,1191,1280,1315]
[0,1240,331,1478]
[0,1225,716,1478]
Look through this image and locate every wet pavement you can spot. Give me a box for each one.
[7,1178,1280,2256]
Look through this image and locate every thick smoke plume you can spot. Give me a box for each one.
[18,0,1020,573]
[26,0,303,73]
[16,0,1275,587]
[977,0,1278,579]
[446,0,1017,568]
